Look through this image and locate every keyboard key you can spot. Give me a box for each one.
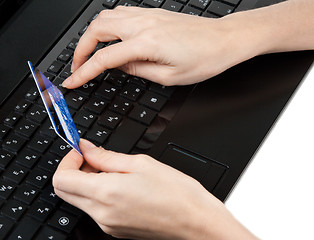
[129,105,157,126]
[117,0,138,6]
[47,61,64,75]
[26,105,48,123]
[105,69,128,87]
[2,164,28,184]
[95,82,118,100]
[103,0,119,8]
[24,87,39,102]
[35,226,67,240]
[65,92,87,110]
[74,80,98,97]
[139,91,167,111]
[0,149,14,169]
[2,199,27,221]
[79,24,89,36]
[13,184,39,205]
[0,180,15,200]
[74,109,96,128]
[93,71,108,83]
[120,84,143,101]
[142,0,164,7]
[188,0,210,10]
[67,38,79,51]
[15,119,38,138]
[49,138,71,157]
[59,64,72,79]
[7,217,40,240]
[109,98,133,115]
[38,153,61,173]
[86,124,111,145]
[27,199,53,222]
[52,77,68,95]
[3,112,21,127]
[26,168,51,189]
[84,97,108,115]
[162,0,183,12]
[0,216,14,240]
[98,111,122,130]
[207,1,234,16]
[14,99,31,114]
[39,119,57,139]
[28,134,53,153]
[60,202,83,217]
[202,11,219,18]
[15,149,40,169]
[57,49,73,63]
[40,185,60,207]
[88,11,99,24]
[129,76,149,89]
[44,72,55,81]
[48,210,78,234]
[76,126,87,137]
[105,119,146,153]
[2,133,27,153]
[181,5,202,15]
[0,124,10,140]
[223,0,241,6]
[149,83,176,97]
[92,42,106,55]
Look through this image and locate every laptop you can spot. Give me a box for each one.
[0,0,313,239]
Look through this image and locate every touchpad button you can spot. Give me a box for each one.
[159,144,227,191]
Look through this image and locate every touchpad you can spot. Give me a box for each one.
[159,144,228,192]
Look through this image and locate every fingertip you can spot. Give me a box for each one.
[62,76,73,88]
[80,138,98,152]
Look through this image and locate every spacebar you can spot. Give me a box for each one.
[105,119,147,153]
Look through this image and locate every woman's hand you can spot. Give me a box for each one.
[62,6,265,89]
[53,139,256,239]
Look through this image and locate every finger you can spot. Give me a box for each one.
[81,161,99,173]
[118,61,175,86]
[79,139,139,173]
[71,18,126,72]
[96,6,144,20]
[63,40,153,88]
[53,149,100,195]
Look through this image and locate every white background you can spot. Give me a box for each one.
[226,63,314,239]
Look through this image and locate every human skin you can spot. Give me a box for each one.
[62,0,314,89]
[55,0,314,239]
[53,139,257,239]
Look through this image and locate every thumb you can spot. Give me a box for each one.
[79,139,136,173]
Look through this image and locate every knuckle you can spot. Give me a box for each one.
[92,50,109,69]
[87,19,100,33]
[114,5,126,11]
[98,9,111,18]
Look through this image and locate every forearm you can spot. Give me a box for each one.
[223,0,314,58]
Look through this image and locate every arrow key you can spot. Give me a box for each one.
[35,226,66,240]
[7,217,40,240]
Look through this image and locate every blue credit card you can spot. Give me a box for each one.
[28,61,82,155]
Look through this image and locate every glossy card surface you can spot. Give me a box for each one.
[28,61,82,155]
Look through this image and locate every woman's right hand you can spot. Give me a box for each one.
[62,6,266,89]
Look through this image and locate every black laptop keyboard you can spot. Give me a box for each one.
[0,0,242,239]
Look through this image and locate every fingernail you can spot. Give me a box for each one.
[71,62,76,73]
[80,138,97,149]
[62,77,72,88]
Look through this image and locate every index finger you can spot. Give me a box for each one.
[63,39,153,89]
